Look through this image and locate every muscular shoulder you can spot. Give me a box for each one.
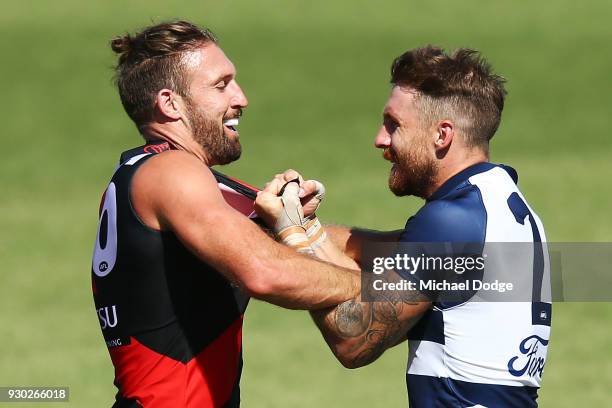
[131,150,223,230]
[135,150,215,186]
[400,184,487,244]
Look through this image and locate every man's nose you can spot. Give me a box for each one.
[374,126,391,149]
[230,82,248,108]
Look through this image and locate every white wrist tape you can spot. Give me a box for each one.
[278,226,314,254]
[304,217,327,249]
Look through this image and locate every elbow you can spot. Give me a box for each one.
[243,276,276,299]
[331,343,370,369]
[335,350,367,369]
[337,356,360,369]
[239,257,285,299]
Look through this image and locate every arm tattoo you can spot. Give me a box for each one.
[335,300,371,337]
[331,274,429,367]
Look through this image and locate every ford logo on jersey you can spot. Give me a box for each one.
[507,335,549,378]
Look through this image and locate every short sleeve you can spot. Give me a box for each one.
[394,186,488,304]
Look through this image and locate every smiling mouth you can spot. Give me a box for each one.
[223,118,239,133]
[383,148,395,162]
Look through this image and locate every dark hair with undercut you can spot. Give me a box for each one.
[111,20,218,127]
[391,46,507,152]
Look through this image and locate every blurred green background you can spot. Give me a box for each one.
[2,0,611,406]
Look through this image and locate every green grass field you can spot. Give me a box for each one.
[2,1,611,406]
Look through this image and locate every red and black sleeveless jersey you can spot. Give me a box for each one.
[91,142,257,408]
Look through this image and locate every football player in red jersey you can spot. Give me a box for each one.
[93,20,359,407]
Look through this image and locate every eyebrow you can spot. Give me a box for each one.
[213,73,234,84]
[383,108,400,122]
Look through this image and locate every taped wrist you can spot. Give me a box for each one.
[304,216,327,249]
[278,225,314,254]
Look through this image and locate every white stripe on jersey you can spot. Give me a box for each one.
[406,165,551,389]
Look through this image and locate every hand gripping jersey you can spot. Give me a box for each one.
[91,142,258,408]
[399,163,552,408]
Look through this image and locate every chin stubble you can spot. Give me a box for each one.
[186,102,242,165]
[388,147,437,199]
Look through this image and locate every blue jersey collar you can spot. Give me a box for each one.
[428,162,518,202]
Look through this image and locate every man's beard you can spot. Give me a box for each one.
[185,101,242,165]
[387,143,437,199]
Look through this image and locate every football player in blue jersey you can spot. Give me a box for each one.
[255,46,550,408]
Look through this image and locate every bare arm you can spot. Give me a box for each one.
[132,150,359,310]
[310,272,430,368]
[311,233,361,270]
[308,227,429,368]
[278,174,424,365]
[248,169,426,364]
[325,225,402,265]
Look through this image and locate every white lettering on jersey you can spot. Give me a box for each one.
[97,304,118,330]
[93,182,118,277]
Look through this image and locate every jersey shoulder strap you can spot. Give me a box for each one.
[118,141,171,165]
[116,140,259,206]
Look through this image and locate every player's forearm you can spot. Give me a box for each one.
[310,299,410,369]
[309,302,371,369]
[325,225,403,265]
[183,214,358,310]
[312,236,360,270]
[246,246,360,310]
[309,280,430,368]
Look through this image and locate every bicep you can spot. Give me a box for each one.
[169,201,270,284]
[138,153,276,286]
[325,225,402,264]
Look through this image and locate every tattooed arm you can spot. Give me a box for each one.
[310,271,430,369]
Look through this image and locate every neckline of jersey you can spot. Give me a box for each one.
[427,162,498,202]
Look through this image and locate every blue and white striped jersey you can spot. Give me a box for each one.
[399,162,551,408]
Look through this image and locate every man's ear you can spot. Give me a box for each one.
[155,89,183,121]
[435,120,454,153]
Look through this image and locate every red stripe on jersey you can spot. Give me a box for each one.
[110,316,243,407]
[218,184,256,216]
[143,142,170,154]
[222,174,259,192]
